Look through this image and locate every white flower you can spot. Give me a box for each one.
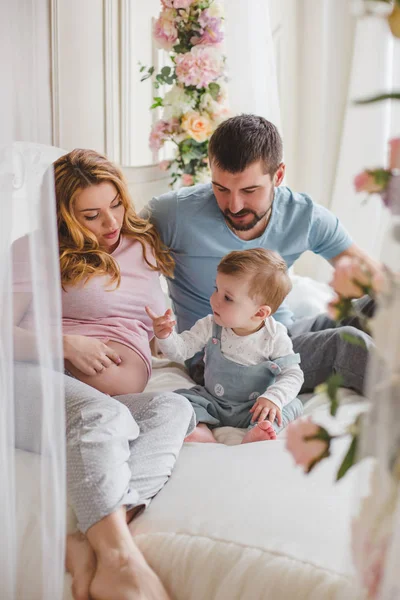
[199,92,220,115]
[207,2,224,19]
[195,168,211,184]
[163,85,195,119]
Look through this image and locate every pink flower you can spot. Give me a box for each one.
[191,10,224,46]
[382,172,400,214]
[330,256,372,299]
[354,171,385,194]
[389,137,400,170]
[162,0,194,7]
[159,160,171,172]
[153,9,178,50]
[175,46,224,89]
[149,118,180,152]
[286,418,331,474]
[351,466,393,599]
[211,106,232,127]
[181,173,194,186]
[327,294,342,320]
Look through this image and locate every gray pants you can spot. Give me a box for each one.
[188,297,375,397]
[14,363,195,533]
[289,296,375,395]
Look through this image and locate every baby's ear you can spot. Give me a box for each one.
[255,305,272,320]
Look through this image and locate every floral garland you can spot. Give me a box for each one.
[140,0,230,187]
[285,3,400,596]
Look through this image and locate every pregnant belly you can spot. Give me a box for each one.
[65,341,149,396]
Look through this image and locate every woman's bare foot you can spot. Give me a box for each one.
[90,542,171,600]
[184,423,217,443]
[66,532,97,600]
[241,420,277,444]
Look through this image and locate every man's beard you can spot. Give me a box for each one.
[223,207,270,232]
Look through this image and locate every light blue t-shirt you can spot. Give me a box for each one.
[146,183,353,331]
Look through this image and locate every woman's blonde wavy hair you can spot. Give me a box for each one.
[54,149,174,288]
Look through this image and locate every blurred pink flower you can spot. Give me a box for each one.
[389,137,400,170]
[211,106,232,127]
[330,256,371,299]
[382,172,400,214]
[351,465,394,599]
[175,46,223,89]
[354,535,388,598]
[191,10,224,46]
[286,418,331,474]
[149,118,180,152]
[159,160,171,171]
[181,173,194,186]
[153,9,178,50]
[162,0,194,7]
[354,171,385,194]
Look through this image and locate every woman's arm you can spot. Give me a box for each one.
[13,292,121,374]
[13,292,41,361]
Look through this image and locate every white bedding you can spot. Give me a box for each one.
[60,359,365,600]
[13,276,367,600]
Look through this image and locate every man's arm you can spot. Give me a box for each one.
[308,204,382,276]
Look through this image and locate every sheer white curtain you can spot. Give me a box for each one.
[224,0,281,131]
[330,15,400,264]
[0,2,66,599]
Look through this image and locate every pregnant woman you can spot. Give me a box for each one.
[13,149,195,600]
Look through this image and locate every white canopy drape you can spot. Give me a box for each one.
[0,2,66,599]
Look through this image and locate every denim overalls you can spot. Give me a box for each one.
[175,322,304,431]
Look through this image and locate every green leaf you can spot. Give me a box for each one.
[209,82,220,100]
[140,66,155,83]
[326,373,344,416]
[368,168,392,188]
[161,66,171,77]
[150,97,164,109]
[336,435,358,481]
[341,331,367,349]
[303,426,332,473]
[354,92,400,105]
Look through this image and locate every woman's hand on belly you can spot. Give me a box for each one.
[63,334,122,375]
[65,341,149,396]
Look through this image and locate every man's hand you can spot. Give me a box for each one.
[250,396,282,425]
[145,306,176,339]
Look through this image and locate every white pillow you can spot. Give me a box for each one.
[286,275,334,320]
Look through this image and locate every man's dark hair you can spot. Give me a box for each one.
[208,114,283,176]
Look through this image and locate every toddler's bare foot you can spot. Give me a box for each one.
[185,423,217,443]
[66,531,96,600]
[90,543,170,600]
[241,420,277,444]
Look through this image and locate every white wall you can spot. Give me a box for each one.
[4,0,358,280]
[54,0,106,153]
[1,0,52,145]
[51,0,162,166]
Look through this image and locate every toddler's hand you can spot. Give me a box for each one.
[145,306,176,339]
[250,396,282,425]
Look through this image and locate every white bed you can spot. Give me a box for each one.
[15,277,367,600]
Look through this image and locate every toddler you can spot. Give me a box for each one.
[146,248,304,444]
